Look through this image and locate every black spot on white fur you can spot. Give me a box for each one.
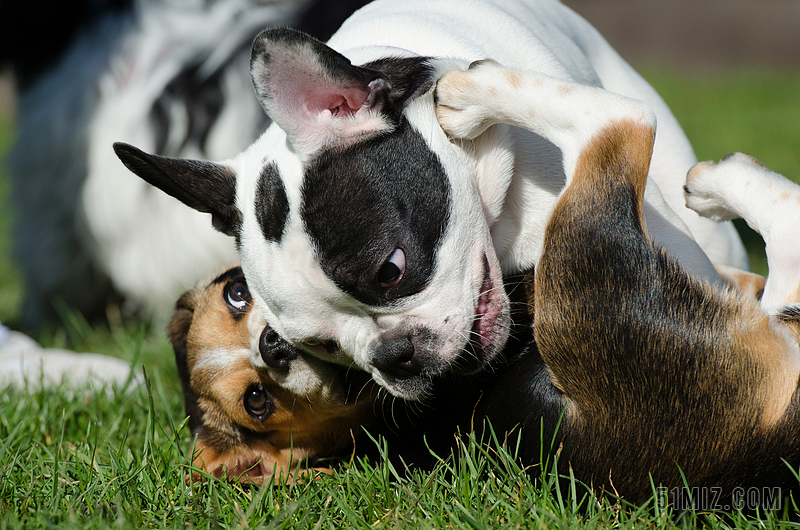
[301,119,451,306]
[255,163,289,243]
[297,57,448,307]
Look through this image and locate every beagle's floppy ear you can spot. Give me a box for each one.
[168,289,205,433]
[249,28,394,157]
[113,142,242,238]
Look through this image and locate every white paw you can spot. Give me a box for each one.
[684,153,763,222]
[434,60,505,139]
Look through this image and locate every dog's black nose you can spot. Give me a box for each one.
[372,336,420,379]
[259,328,298,370]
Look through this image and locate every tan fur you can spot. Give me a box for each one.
[738,312,800,428]
[571,119,655,234]
[529,93,800,498]
[171,268,378,484]
[503,69,523,89]
[527,93,800,438]
[714,263,766,302]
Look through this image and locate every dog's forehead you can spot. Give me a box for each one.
[299,119,452,306]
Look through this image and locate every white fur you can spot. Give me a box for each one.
[11,0,316,326]
[686,153,800,312]
[82,0,308,319]
[227,0,747,397]
[434,61,722,277]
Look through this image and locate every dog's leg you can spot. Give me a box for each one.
[436,61,655,199]
[713,263,766,302]
[435,61,723,281]
[685,153,800,313]
[436,59,657,430]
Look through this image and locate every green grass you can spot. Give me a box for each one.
[643,67,800,276]
[0,110,22,324]
[3,380,800,529]
[2,68,800,528]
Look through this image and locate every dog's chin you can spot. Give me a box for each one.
[373,372,435,401]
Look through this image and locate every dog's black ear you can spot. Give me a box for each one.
[113,142,242,237]
[250,28,394,156]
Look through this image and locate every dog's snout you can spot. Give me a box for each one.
[259,328,298,370]
[372,336,420,379]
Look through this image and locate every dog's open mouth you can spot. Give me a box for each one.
[462,255,506,373]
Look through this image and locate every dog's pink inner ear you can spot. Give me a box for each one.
[306,87,368,117]
[250,29,396,156]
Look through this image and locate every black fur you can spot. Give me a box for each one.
[361,57,438,120]
[210,266,245,287]
[255,163,290,244]
[112,143,242,238]
[150,60,245,158]
[302,118,451,306]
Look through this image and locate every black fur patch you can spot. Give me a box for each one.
[150,60,238,157]
[113,142,242,238]
[361,57,437,120]
[778,305,800,324]
[298,55,448,306]
[302,118,451,306]
[255,162,290,243]
[210,266,245,286]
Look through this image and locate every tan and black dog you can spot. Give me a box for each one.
[435,61,800,507]
[168,266,378,483]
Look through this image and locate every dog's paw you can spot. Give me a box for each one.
[434,60,506,139]
[683,153,763,222]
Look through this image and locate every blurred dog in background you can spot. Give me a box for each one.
[1,0,369,328]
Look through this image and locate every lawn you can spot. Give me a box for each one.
[2,67,800,529]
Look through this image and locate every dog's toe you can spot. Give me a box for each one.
[684,160,739,222]
[435,67,502,139]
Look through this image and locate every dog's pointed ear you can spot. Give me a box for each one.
[113,142,242,237]
[250,28,394,156]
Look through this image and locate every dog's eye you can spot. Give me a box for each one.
[243,383,271,420]
[225,279,251,312]
[377,248,405,289]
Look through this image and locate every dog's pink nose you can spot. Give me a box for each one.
[372,336,421,379]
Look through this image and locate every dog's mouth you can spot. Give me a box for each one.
[461,255,507,374]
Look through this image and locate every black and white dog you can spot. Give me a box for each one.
[115,0,749,398]
[3,0,370,327]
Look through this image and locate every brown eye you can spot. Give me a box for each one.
[243,383,272,420]
[225,278,251,313]
[377,248,405,289]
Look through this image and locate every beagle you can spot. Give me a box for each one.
[435,61,800,507]
[168,266,378,483]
